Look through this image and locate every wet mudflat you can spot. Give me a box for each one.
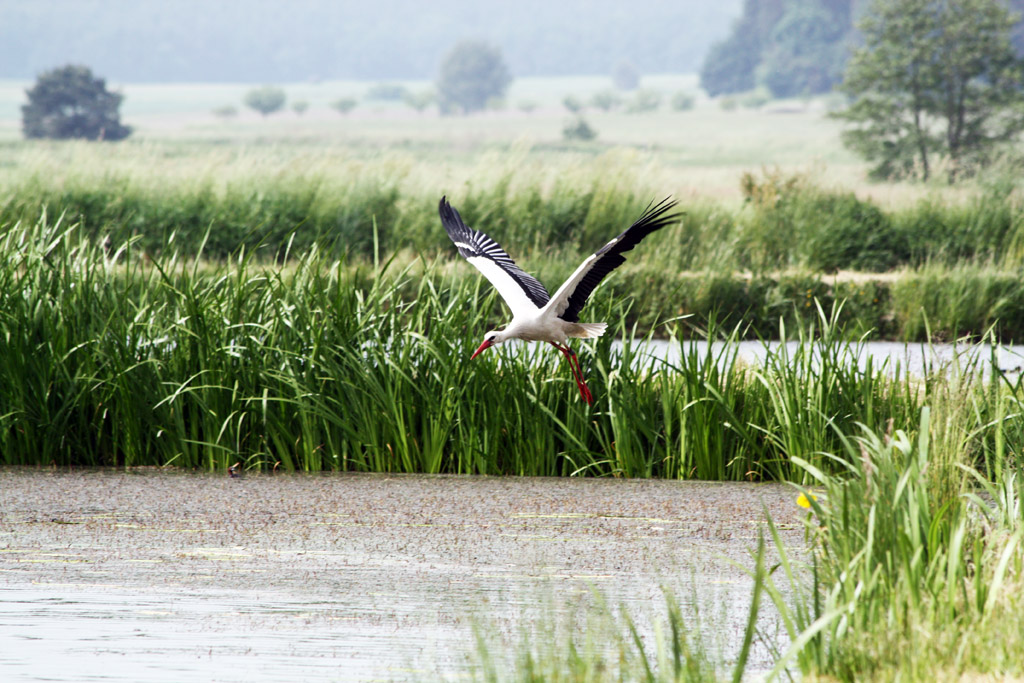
[0,470,805,681]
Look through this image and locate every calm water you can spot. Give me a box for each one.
[497,338,1024,377]
[0,472,804,681]
[627,339,1024,376]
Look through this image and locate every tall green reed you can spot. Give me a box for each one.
[2,216,1020,477]
[470,587,727,682]
[761,400,1024,680]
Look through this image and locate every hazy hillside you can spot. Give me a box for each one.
[0,0,741,82]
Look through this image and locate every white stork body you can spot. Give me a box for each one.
[490,313,606,345]
[440,196,679,404]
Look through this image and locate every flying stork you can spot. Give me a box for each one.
[439,196,679,404]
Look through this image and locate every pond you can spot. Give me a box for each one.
[627,339,1024,377]
[0,471,805,681]
[488,338,1024,377]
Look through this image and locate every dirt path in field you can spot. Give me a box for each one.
[0,470,806,681]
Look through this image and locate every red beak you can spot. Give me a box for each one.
[470,339,493,360]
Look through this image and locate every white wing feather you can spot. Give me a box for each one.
[540,250,603,319]
[464,255,544,319]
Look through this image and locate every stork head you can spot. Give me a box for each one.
[470,329,506,359]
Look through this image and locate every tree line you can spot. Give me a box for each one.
[700,0,1024,181]
[701,0,1024,99]
[21,0,1024,184]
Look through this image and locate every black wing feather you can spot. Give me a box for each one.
[438,197,551,309]
[559,197,680,323]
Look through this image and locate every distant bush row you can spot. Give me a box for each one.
[4,169,1024,276]
[376,262,1024,343]
[606,267,1024,343]
[734,169,1024,272]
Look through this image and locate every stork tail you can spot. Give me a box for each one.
[571,322,608,339]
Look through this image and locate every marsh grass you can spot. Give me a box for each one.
[760,395,1024,680]
[891,261,1024,341]
[470,588,727,683]
[471,396,1024,681]
[4,216,1023,478]
[4,147,1024,341]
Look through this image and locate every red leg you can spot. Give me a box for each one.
[571,349,594,404]
[549,342,593,405]
[571,352,592,403]
[548,342,579,391]
[548,342,581,395]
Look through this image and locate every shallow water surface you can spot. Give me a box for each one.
[0,471,803,681]
[634,339,1024,377]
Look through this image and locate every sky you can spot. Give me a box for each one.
[0,0,743,82]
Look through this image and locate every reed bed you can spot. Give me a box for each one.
[2,215,1022,479]
[5,216,1024,680]
[2,154,1022,269]
[3,145,1024,341]
[758,400,1024,680]
[469,381,1024,681]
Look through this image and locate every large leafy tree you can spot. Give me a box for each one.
[699,0,855,98]
[22,64,131,141]
[836,0,1024,181]
[757,4,849,98]
[700,0,784,97]
[436,41,512,114]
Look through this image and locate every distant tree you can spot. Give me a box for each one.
[700,0,784,96]
[625,88,662,113]
[700,0,852,98]
[590,90,622,112]
[836,0,1024,181]
[244,85,286,116]
[366,83,409,100]
[611,60,640,90]
[291,100,309,115]
[517,100,538,114]
[21,64,131,141]
[756,3,849,98]
[700,37,756,96]
[403,89,435,113]
[670,91,696,111]
[436,41,512,114]
[562,95,584,113]
[330,97,358,115]
[562,116,597,141]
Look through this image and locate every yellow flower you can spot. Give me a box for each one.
[796,492,818,508]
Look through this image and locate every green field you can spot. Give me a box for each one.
[0,75,873,200]
[4,78,1024,681]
